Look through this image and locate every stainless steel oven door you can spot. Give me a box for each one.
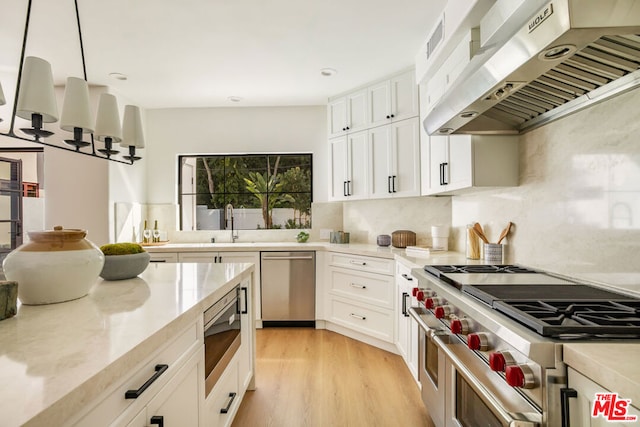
[433,334,542,427]
[203,286,241,397]
[412,306,446,426]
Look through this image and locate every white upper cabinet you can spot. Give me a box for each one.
[422,134,519,196]
[369,118,420,199]
[328,89,368,138]
[329,131,369,201]
[368,70,419,128]
[328,68,420,201]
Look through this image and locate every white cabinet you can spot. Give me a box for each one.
[567,367,640,427]
[395,261,419,383]
[369,118,420,199]
[327,89,368,138]
[329,131,369,201]
[421,134,519,196]
[368,70,419,128]
[326,253,396,345]
[127,350,201,427]
[73,323,202,427]
[238,278,255,393]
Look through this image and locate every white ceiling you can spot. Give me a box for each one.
[0,0,444,110]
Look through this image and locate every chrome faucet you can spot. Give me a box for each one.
[225,203,238,243]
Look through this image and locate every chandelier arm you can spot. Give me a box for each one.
[8,0,34,137]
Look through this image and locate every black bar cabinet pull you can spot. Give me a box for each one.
[402,292,409,317]
[150,260,166,263]
[220,392,237,414]
[442,162,449,185]
[560,388,577,427]
[439,163,444,186]
[124,364,169,399]
[150,416,164,427]
[392,175,397,192]
[401,273,413,281]
[241,287,248,314]
[343,181,347,197]
[347,180,352,196]
[388,176,392,193]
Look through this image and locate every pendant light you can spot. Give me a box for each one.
[60,77,94,150]
[15,56,59,140]
[94,93,122,158]
[0,0,142,165]
[121,105,145,162]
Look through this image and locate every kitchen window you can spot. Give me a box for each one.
[178,154,312,231]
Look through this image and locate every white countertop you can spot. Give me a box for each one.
[563,343,640,405]
[0,262,254,427]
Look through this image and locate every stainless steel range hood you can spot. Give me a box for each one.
[423,0,640,135]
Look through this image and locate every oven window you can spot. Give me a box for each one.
[456,374,502,427]
[425,335,439,385]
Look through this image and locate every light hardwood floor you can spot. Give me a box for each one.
[232,328,434,427]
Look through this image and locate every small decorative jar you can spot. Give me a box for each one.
[3,226,104,305]
[376,234,391,247]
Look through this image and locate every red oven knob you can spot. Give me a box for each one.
[505,364,536,389]
[489,351,515,371]
[416,290,425,301]
[467,333,490,351]
[412,287,420,297]
[424,297,443,309]
[434,305,452,319]
[450,318,470,335]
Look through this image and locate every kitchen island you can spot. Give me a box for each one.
[0,262,255,427]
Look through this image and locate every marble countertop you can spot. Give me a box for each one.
[563,343,640,405]
[0,262,254,427]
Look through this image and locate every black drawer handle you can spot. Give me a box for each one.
[150,260,167,263]
[561,388,577,427]
[241,287,248,314]
[150,416,164,427]
[125,364,169,399]
[401,273,414,281]
[221,392,237,414]
[402,292,409,317]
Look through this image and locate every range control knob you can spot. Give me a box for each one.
[489,351,516,371]
[412,287,420,297]
[424,297,443,309]
[467,333,490,351]
[505,364,536,389]
[450,318,470,335]
[434,305,452,319]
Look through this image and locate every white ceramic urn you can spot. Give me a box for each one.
[3,226,105,305]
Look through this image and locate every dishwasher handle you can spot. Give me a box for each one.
[261,255,314,260]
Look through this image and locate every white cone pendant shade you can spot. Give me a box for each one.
[16,56,58,122]
[0,81,5,106]
[60,77,94,133]
[95,93,122,142]
[121,105,145,148]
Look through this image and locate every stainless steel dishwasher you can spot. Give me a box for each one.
[260,251,315,327]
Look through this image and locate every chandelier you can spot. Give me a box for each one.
[0,0,143,164]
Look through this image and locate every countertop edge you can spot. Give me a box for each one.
[560,344,640,406]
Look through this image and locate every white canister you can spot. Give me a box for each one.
[431,225,449,238]
[3,226,105,305]
[431,225,449,250]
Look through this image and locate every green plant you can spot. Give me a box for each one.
[100,243,146,256]
[244,171,294,228]
[296,231,309,243]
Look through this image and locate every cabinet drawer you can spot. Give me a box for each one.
[328,253,394,276]
[74,323,200,427]
[328,298,394,343]
[329,268,394,309]
[149,252,178,263]
[205,354,240,427]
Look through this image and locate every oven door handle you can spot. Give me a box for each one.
[432,334,540,427]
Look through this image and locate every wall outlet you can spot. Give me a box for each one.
[320,229,332,239]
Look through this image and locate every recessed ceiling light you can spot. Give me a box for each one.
[227,96,243,102]
[320,68,337,77]
[108,72,127,81]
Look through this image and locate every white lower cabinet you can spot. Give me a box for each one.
[127,350,201,427]
[567,367,640,427]
[205,354,240,427]
[326,253,395,345]
[395,261,419,382]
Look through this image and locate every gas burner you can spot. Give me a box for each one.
[494,300,640,338]
[425,264,540,275]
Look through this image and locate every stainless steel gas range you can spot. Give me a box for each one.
[409,264,640,427]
